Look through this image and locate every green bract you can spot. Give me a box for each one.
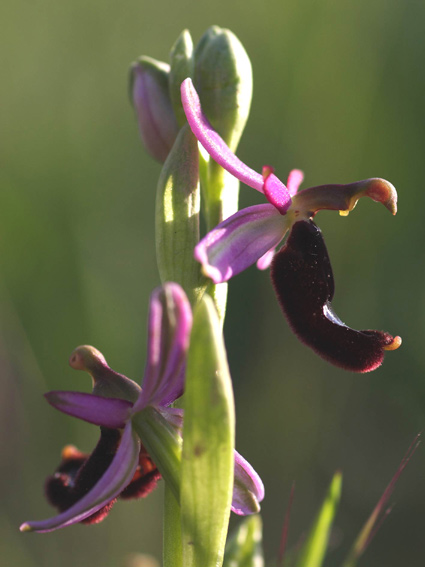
[169,30,194,127]
[181,294,235,567]
[155,124,206,305]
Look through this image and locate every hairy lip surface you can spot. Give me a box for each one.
[271,220,400,373]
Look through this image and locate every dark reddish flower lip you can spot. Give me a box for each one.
[45,430,162,526]
[271,220,401,373]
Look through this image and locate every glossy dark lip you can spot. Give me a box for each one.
[271,219,400,373]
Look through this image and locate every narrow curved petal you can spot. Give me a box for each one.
[292,178,397,216]
[286,169,304,196]
[231,450,265,516]
[271,220,401,372]
[181,78,264,193]
[20,422,140,533]
[256,247,276,270]
[262,166,292,214]
[133,283,193,412]
[45,391,133,428]
[195,203,288,284]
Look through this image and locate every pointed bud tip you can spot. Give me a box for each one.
[19,523,32,533]
[69,345,107,372]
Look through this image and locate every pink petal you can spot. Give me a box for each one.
[262,166,292,214]
[20,422,140,533]
[45,391,133,428]
[286,169,304,196]
[195,204,288,284]
[181,78,264,193]
[133,283,192,412]
[256,247,276,270]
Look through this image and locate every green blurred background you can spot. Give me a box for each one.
[2,0,425,565]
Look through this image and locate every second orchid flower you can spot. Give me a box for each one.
[21,283,263,533]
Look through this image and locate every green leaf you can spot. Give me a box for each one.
[295,472,342,567]
[223,515,264,567]
[181,294,235,567]
[169,29,194,127]
[342,435,420,567]
[155,124,206,305]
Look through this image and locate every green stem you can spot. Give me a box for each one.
[163,484,184,567]
[132,406,182,502]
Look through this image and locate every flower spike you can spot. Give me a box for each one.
[271,220,401,372]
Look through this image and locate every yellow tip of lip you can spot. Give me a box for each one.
[339,209,350,217]
[61,445,80,459]
[20,523,32,533]
[384,336,402,351]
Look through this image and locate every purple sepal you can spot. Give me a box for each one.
[194,203,288,283]
[231,450,265,516]
[44,392,133,428]
[20,422,140,533]
[133,283,192,412]
[181,78,264,193]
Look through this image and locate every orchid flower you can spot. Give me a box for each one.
[20,283,263,533]
[181,79,401,372]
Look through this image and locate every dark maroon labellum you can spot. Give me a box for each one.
[45,428,161,525]
[271,220,401,372]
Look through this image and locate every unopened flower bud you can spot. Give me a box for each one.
[169,29,194,127]
[130,57,179,163]
[194,26,252,151]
